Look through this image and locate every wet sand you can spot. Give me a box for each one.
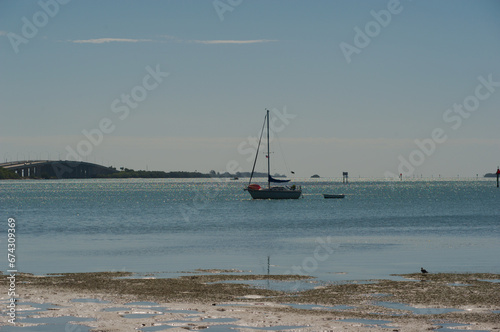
[1,272,499,331]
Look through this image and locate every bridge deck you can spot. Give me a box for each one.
[0,160,117,179]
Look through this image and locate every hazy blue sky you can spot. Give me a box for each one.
[1,0,499,178]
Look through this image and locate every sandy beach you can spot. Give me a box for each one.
[1,272,499,331]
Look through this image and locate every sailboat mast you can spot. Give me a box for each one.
[266,109,270,189]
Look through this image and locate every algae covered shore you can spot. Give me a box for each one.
[1,271,499,331]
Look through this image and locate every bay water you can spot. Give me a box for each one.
[1,178,499,282]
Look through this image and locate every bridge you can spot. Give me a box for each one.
[0,160,118,179]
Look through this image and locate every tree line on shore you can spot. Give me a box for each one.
[0,166,281,179]
[0,167,20,179]
[96,168,279,179]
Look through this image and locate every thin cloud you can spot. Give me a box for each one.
[0,30,8,36]
[71,38,154,44]
[191,39,277,45]
[67,36,277,45]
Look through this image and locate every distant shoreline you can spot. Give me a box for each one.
[1,166,497,180]
[484,173,498,178]
[96,170,285,179]
[0,166,285,180]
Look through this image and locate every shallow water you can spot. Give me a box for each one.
[434,323,490,332]
[212,279,319,292]
[140,324,307,332]
[71,298,110,303]
[1,178,499,283]
[124,301,160,306]
[122,313,157,319]
[0,316,93,332]
[374,301,462,315]
[283,303,355,311]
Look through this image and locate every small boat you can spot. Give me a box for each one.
[323,194,345,199]
[245,110,302,199]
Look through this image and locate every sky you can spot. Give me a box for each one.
[1,0,499,178]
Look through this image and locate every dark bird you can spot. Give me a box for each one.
[421,267,428,274]
[291,171,295,174]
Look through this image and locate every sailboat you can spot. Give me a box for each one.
[245,110,302,199]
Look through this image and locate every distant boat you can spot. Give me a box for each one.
[323,194,345,199]
[245,110,302,199]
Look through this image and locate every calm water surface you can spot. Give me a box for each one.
[1,178,499,281]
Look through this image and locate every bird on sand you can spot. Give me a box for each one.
[421,267,428,274]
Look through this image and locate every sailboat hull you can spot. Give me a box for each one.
[246,109,301,200]
[248,188,302,199]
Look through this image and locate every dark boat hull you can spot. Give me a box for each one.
[248,188,302,199]
[323,194,345,199]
